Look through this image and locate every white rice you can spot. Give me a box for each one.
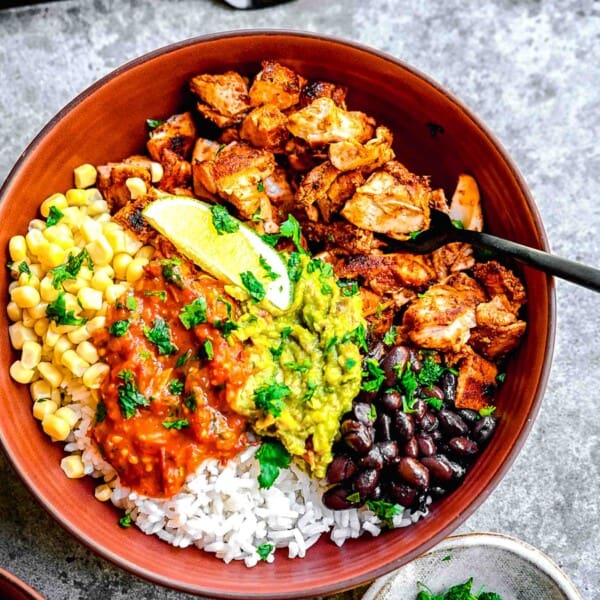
[60,377,428,566]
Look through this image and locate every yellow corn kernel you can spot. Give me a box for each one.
[53,335,74,360]
[11,285,41,309]
[90,269,113,292]
[125,176,147,199]
[6,301,22,322]
[105,283,128,304]
[43,223,73,247]
[27,301,49,321]
[94,483,112,502]
[67,325,90,345]
[25,228,46,256]
[30,379,52,401]
[86,236,113,266]
[42,413,71,441]
[83,362,110,389]
[150,161,164,183]
[62,276,86,295]
[39,276,60,303]
[61,455,85,478]
[21,311,36,329]
[9,235,28,262]
[43,324,61,348]
[38,361,63,388]
[33,398,58,420]
[123,231,143,255]
[85,315,106,334]
[18,273,40,290]
[135,245,155,261]
[8,322,38,351]
[40,193,68,218]
[113,253,133,280]
[126,257,147,283]
[65,188,88,207]
[73,163,97,189]
[41,243,67,269]
[77,340,99,364]
[80,216,102,244]
[60,206,84,228]
[77,287,103,311]
[9,360,35,384]
[63,292,80,314]
[28,218,47,231]
[34,317,50,338]
[28,263,44,279]
[103,223,128,254]
[87,197,109,217]
[21,340,42,370]
[61,349,90,377]
[55,406,78,428]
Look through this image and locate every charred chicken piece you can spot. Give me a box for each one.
[328,126,395,172]
[249,60,306,110]
[454,350,499,411]
[146,112,197,162]
[239,103,290,151]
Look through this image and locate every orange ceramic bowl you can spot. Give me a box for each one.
[0,31,555,599]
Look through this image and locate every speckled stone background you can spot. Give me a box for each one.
[0,1,598,599]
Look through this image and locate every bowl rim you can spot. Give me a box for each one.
[362,531,584,600]
[0,567,45,600]
[0,28,557,598]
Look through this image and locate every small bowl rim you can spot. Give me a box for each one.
[0,29,557,598]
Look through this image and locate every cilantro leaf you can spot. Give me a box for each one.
[143,317,177,355]
[254,382,291,417]
[146,118,165,130]
[279,214,306,254]
[256,543,273,561]
[361,358,385,393]
[117,370,150,418]
[259,255,280,280]
[109,319,131,337]
[50,249,93,289]
[169,379,184,395]
[286,251,303,282]
[366,499,402,528]
[18,261,31,276]
[46,292,86,326]
[269,326,292,360]
[179,297,207,329]
[203,340,214,360]
[211,204,240,235]
[46,205,64,226]
[162,418,189,430]
[382,325,397,346]
[255,439,291,488]
[337,278,359,296]
[240,271,266,302]
[417,354,446,388]
[118,513,133,528]
[161,258,184,289]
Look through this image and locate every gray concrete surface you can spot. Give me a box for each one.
[0,1,598,598]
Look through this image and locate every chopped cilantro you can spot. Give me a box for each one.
[161,258,184,289]
[144,290,167,302]
[286,251,303,282]
[479,406,497,417]
[424,397,444,411]
[169,379,184,395]
[184,392,197,412]
[368,404,377,420]
[337,278,359,296]
[366,499,402,528]
[162,418,189,430]
[46,205,64,226]
[279,214,306,254]
[146,118,165,130]
[175,349,193,368]
[269,326,292,360]
[260,233,280,247]
[240,271,266,302]
[415,577,503,600]
[361,358,386,393]
[46,292,86,326]
[451,219,465,229]
[50,249,93,289]
[211,204,240,235]
[254,382,291,417]
[95,401,107,424]
[342,323,368,353]
[203,340,214,360]
[126,295,138,311]
[179,297,208,329]
[118,513,133,528]
[214,317,238,337]
[324,335,338,353]
[117,370,150,418]
[496,372,506,384]
[257,179,265,192]
[143,317,177,355]
[259,255,280,280]
[382,326,397,346]
[302,381,317,402]
[418,354,446,388]
[256,543,273,560]
[284,358,311,373]
[345,357,357,371]
[409,230,422,240]
[18,261,31,276]
[109,319,131,337]
[255,439,291,488]
[346,491,361,503]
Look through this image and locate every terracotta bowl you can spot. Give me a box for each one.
[0,31,555,599]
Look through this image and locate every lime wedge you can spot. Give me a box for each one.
[142,196,291,310]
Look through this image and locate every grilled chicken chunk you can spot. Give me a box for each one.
[299,80,347,109]
[146,112,197,162]
[287,97,375,146]
[193,141,276,221]
[249,60,306,110]
[328,126,395,172]
[97,162,152,213]
[454,350,499,411]
[431,242,476,280]
[448,173,483,231]
[190,71,251,127]
[240,103,290,151]
[295,161,341,211]
[472,260,527,313]
[302,220,384,255]
[341,161,431,240]
[402,273,486,352]
[112,194,158,244]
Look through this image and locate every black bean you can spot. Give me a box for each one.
[358,446,384,470]
[412,398,427,419]
[388,481,417,507]
[403,437,419,458]
[472,415,497,445]
[417,411,439,433]
[379,390,402,413]
[438,408,468,436]
[416,433,436,457]
[381,345,410,387]
[354,468,380,497]
[430,428,443,443]
[367,341,385,362]
[421,455,454,481]
[397,457,430,490]
[375,412,393,441]
[409,349,422,372]
[458,409,480,424]
[447,459,467,480]
[353,401,375,424]
[429,485,447,499]
[394,410,415,440]
[440,371,457,403]
[341,419,374,453]
[323,485,357,510]
[326,454,357,484]
[377,441,399,464]
[421,385,445,401]
[449,436,479,456]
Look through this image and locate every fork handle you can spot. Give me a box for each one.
[458,229,600,292]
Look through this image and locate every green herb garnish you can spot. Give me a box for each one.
[254,382,291,417]
[50,249,93,289]
[179,297,208,329]
[118,513,133,528]
[256,543,273,560]
[46,205,64,226]
[415,577,502,600]
[109,319,131,337]
[146,118,165,130]
[361,358,386,393]
[162,418,189,430]
[144,290,167,302]
[46,292,86,326]
[95,401,107,424]
[366,499,402,528]
[279,214,306,254]
[203,340,214,360]
[211,204,240,235]
[117,370,150,418]
[240,271,266,302]
[382,326,397,346]
[259,255,280,280]
[255,439,291,488]
[143,317,177,355]
[169,379,184,395]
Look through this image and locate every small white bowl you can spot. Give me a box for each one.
[362,532,583,600]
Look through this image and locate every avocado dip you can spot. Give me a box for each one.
[231,254,365,479]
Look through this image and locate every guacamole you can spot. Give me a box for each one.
[232,254,365,478]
